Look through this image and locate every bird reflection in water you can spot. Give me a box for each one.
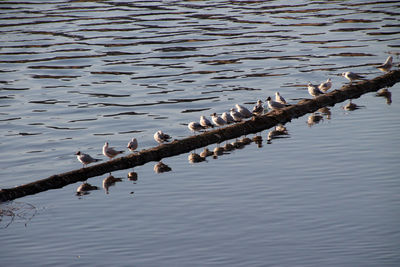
[253,135,263,148]
[213,146,224,159]
[154,161,171,174]
[267,125,289,143]
[200,147,213,158]
[376,88,392,105]
[343,99,362,111]
[223,142,235,151]
[102,175,122,194]
[307,113,324,127]
[188,153,205,163]
[317,107,331,120]
[127,171,138,181]
[76,182,99,196]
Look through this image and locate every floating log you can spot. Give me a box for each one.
[1,70,399,202]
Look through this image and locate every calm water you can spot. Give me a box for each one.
[1,0,400,266]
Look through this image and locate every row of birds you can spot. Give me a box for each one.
[187,68,373,133]
[76,56,394,168]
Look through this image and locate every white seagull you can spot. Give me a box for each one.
[318,78,332,92]
[221,112,235,124]
[252,99,264,115]
[230,108,243,122]
[76,151,101,167]
[307,82,324,97]
[127,138,138,153]
[266,96,286,110]
[275,92,287,104]
[235,104,252,118]
[200,115,214,129]
[103,142,124,160]
[342,71,365,83]
[377,56,393,72]
[188,121,204,135]
[154,130,171,145]
[211,113,226,127]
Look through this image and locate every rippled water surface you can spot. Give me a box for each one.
[1,0,400,266]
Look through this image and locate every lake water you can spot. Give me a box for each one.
[1,0,400,266]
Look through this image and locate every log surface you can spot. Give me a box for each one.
[1,70,399,202]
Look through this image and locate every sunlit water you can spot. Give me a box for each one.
[1,0,400,266]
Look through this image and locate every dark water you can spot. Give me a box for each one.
[1,0,400,266]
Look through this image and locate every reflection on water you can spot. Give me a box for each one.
[376,88,392,105]
[307,113,324,127]
[267,124,289,142]
[343,99,363,111]
[153,161,171,174]
[102,175,122,194]
[76,182,99,196]
[127,171,138,181]
[1,0,400,266]
[0,202,37,229]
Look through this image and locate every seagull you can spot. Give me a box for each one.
[266,96,285,110]
[318,78,332,92]
[200,115,214,130]
[103,142,124,160]
[188,121,204,135]
[127,138,138,153]
[230,108,243,122]
[307,82,324,97]
[221,112,235,124]
[252,99,264,115]
[377,56,393,72]
[275,92,287,104]
[75,151,101,167]
[235,104,252,118]
[210,113,226,127]
[342,72,365,83]
[154,130,171,145]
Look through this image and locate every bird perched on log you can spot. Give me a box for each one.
[275,92,287,104]
[127,138,138,153]
[377,56,393,72]
[210,113,226,127]
[230,108,243,122]
[318,78,332,92]
[75,151,101,167]
[235,104,252,118]
[342,71,365,83]
[252,99,264,116]
[221,111,235,124]
[266,96,286,110]
[200,115,214,130]
[188,121,204,135]
[154,130,171,145]
[307,82,324,97]
[103,142,124,160]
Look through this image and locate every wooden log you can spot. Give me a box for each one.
[1,70,399,202]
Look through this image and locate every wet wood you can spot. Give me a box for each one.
[1,70,399,202]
